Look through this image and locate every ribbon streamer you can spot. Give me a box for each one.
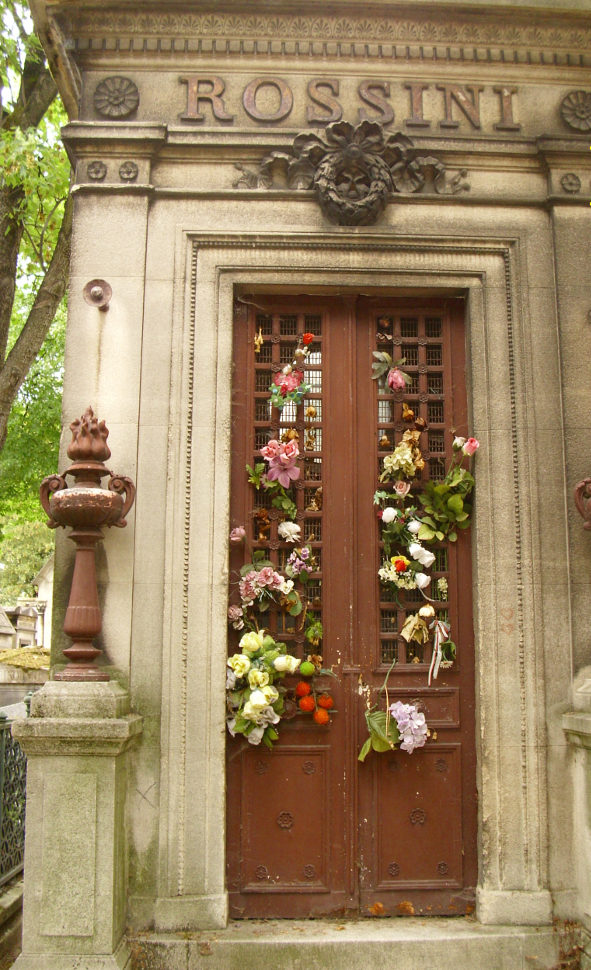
[428,618,451,686]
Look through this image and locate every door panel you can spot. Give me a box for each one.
[226,295,477,918]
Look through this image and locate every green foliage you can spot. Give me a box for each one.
[416,467,475,543]
[0,299,65,524]
[370,352,410,383]
[0,515,53,604]
[358,709,400,761]
[246,462,297,520]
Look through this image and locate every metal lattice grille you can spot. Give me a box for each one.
[0,719,26,887]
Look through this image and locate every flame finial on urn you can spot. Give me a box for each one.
[67,406,111,463]
[39,406,136,681]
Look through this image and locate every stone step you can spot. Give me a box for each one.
[128,919,559,970]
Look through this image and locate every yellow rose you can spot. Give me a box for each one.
[239,631,265,655]
[261,685,279,705]
[227,654,250,678]
[248,669,270,689]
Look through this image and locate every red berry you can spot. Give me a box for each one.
[317,695,334,710]
[313,708,330,725]
[295,681,312,697]
[299,696,315,712]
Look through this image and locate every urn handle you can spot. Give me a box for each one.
[574,478,591,530]
[39,474,68,528]
[108,474,136,527]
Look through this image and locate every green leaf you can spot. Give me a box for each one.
[448,532,458,542]
[261,733,274,749]
[435,531,445,541]
[266,726,279,741]
[358,738,372,762]
[455,511,469,522]
[417,525,435,541]
[447,494,464,514]
[371,736,392,752]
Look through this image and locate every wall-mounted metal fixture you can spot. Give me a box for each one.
[83,279,112,311]
[574,478,591,530]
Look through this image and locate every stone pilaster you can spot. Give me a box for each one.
[11,682,142,970]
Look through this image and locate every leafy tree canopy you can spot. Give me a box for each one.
[0,0,71,598]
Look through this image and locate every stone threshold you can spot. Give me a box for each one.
[128,918,560,970]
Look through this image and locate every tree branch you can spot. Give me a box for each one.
[0,193,72,453]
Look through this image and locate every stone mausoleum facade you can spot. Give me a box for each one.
[10,0,591,967]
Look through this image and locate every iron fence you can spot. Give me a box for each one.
[0,712,26,887]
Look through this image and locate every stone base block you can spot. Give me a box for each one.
[154,895,229,932]
[476,888,553,925]
[128,920,559,970]
[13,940,131,970]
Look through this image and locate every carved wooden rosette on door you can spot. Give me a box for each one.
[227,296,477,918]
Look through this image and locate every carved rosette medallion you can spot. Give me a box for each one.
[560,173,581,194]
[94,76,140,118]
[560,91,591,131]
[119,161,139,182]
[242,121,468,226]
[87,161,107,182]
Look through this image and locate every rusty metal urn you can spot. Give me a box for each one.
[40,407,135,681]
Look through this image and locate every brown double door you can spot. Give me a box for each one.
[227,294,477,919]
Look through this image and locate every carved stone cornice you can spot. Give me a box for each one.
[54,7,591,65]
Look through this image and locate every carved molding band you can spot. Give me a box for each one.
[67,12,591,52]
[235,121,469,225]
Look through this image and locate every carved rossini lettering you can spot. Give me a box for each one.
[177,76,521,131]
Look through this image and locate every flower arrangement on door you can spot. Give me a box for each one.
[226,332,335,748]
[359,348,480,761]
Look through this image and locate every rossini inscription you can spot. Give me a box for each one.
[177,76,521,130]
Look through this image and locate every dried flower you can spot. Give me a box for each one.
[305,405,317,418]
[414,416,427,432]
[382,443,416,479]
[230,526,246,542]
[402,403,415,421]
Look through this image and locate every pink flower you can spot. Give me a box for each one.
[230,526,246,543]
[462,437,480,456]
[271,571,284,589]
[388,368,406,391]
[266,455,301,489]
[274,371,303,395]
[260,440,280,460]
[228,605,243,621]
[280,440,299,463]
[257,566,276,587]
[393,480,411,498]
[239,581,256,604]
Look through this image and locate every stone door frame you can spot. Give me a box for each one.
[149,229,562,930]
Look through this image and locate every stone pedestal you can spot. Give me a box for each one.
[563,701,591,937]
[11,682,142,970]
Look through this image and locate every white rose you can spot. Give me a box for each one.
[226,669,237,690]
[273,654,301,674]
[248,689,269,710]
[247,725,266,744]
[248,668,270,689]
[260,705,281,726]
[453,436,466,451]
[407,520,422,534]
[280,578,295,595]
[409,542,424,561]
[414,572,431,589]
[381,507,398,523]
[226,717,237,736]
[278,522,301,543]
[239,631,265,655]
[227,654,251,678]
[282,364,293,375]
[419,549,436,569]
[261,685,279,705]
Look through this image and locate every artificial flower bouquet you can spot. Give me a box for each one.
[268,332,314,410]
[226,631,299,748]
[227,632,336,747]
